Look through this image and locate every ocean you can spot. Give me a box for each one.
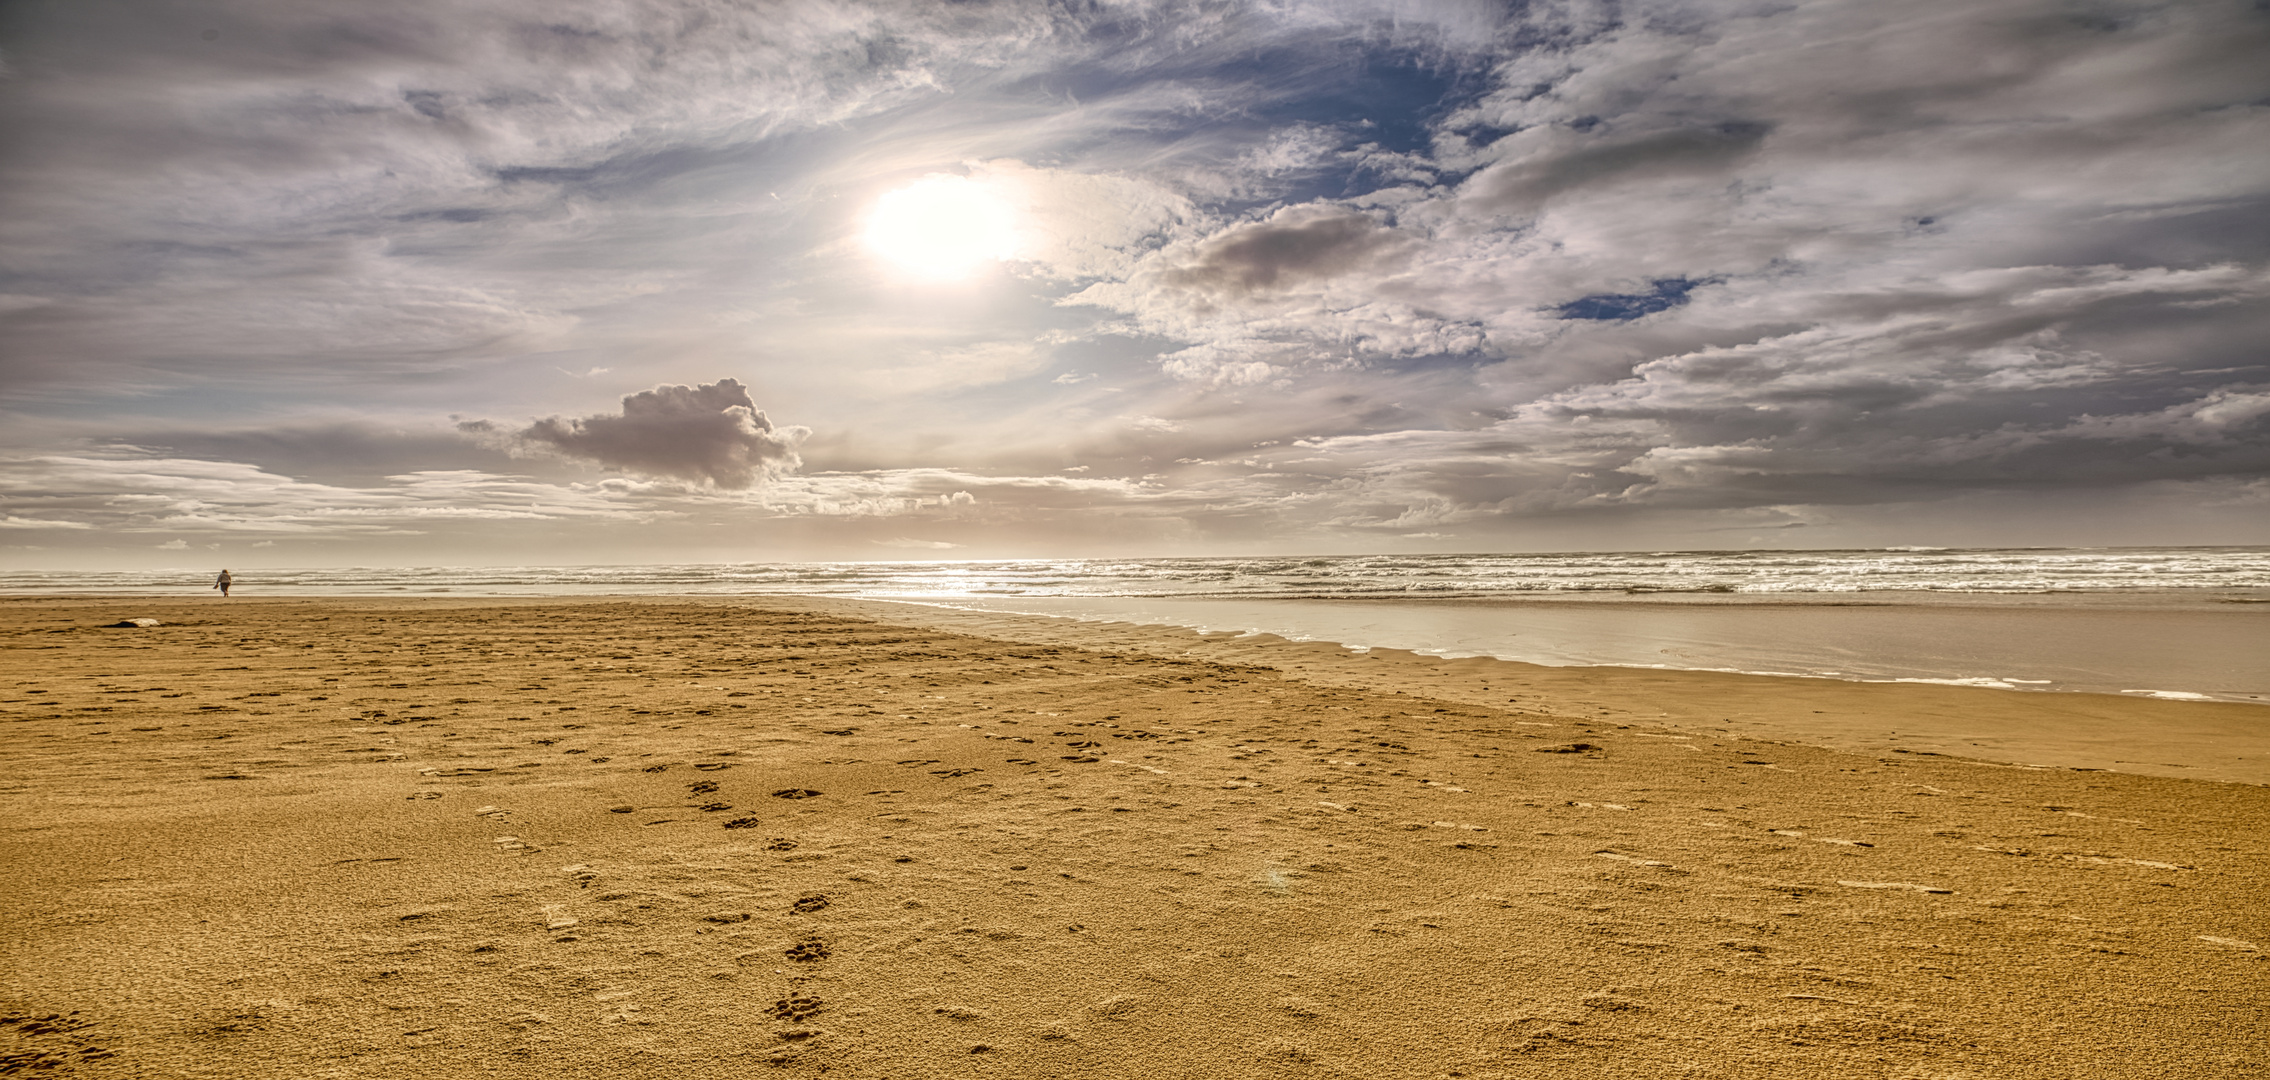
[7,546,2265,703]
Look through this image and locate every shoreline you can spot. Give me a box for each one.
[863,592,2270,707]
[3,595,2266,1077]
[813,597,2270,787]
[6,593,2264,785]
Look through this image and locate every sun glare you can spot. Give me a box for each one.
[863,174,1019,280]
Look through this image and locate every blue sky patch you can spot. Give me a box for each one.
[1556,279,1709,321]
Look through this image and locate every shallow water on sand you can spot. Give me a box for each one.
[887,592,2270,704]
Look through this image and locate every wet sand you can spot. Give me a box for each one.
[3,596,2265,1078]
[894,592,2270,704]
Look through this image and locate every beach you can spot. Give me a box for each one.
[3,596,2265,1077]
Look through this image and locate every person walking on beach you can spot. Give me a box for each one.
[213,569,232,597]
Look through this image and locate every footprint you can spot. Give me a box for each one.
[492,836,539,855]
[697,803,734,812]
[688,781,720,795]
[405,791,442,801]
[1005,759,1037,765]
[1536,744,1601,754]
[772,789,823,800]
[785,939,830,962]
[819,728,857,736]
[693,763,734,772]
[791,894,830,913]
[768,995,824,1021]
[766,838,798,851]
[930,768,982,778]
[722,817,762,830]
[1062,756,1099,763]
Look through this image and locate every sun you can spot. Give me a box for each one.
[863,174,1019,280]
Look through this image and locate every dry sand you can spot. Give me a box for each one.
[2,596,2265,1078]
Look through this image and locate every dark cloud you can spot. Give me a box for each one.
[1161,208,1410,296]
[1464,123,1770,215]
[474,379,807,489]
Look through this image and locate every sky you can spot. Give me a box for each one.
[2,0,2267,568]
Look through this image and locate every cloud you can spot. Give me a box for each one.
[0,446,659,540]
[1462,123,1771,216]
[1157,344,1285,388]
[2051,388,2270,447]
[0,515,92,530]
[973,160,1192,283]
[481,379,808,489]
[875,537,962,549]
[1161,207,1411,298]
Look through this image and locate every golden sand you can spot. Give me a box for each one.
[2,597,2265,1078]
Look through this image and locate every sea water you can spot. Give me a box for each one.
[6,547,2264,702]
